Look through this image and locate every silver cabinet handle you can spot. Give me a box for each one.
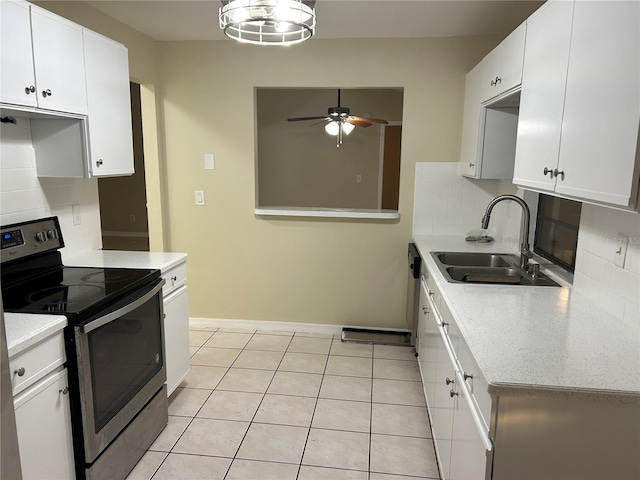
[543,167,554,177]
[42,89,52,97]
[25,85,35,94]
[469,162,475,168]
[96,159,104,167]
[441,321,449,327]
[59,386,69,395]
[171,275,177,282]
[14,367,25,377]
[446,377,454,385]
[553,169,565,180]
[450,389,459,398]
[421,306,428,314]
[490,76,502,86]
[463,372,473,380]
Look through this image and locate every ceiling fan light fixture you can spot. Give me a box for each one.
[324,121,340,136]
[342,122,355,135]
[219,0,316,45]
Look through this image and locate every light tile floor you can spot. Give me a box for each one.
[127,328,440,480]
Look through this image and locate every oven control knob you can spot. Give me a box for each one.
[36,232,45,242]
[47,230,56,239]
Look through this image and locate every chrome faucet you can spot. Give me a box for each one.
[481,195,532,270]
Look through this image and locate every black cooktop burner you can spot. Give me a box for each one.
[2,264,160,321]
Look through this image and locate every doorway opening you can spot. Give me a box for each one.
[98,82,150,251]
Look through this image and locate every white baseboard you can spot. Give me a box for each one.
[189,317,409,337]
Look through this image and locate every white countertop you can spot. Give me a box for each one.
[414,235,640,397]
[67,250,187,271]
[4,313,66,357]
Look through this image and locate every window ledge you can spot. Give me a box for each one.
[255,206,400,220]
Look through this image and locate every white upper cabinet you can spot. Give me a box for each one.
[480,22,526,103]
[29,5,88,115]
[459,62,486,177]
[555,1,639,208]
[514,0,640,210]
[0,0,37,107]
[459,23,523,179]
[513,0,574,193]
[83,30,134,177]
[0,1,87,114]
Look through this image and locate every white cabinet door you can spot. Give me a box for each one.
[14,368,75,480]
[513,0,574,193]
[555,0,640,208]
[163,286,190,396]
[481,22,526,102]
[83,30,135,177]
[417,282,437,408]
[30,5,87,114]
[459,62,485,177]
[449,371,489,480]
[0,0,37,107]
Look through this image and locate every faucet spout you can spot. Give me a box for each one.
[481,195,532,270]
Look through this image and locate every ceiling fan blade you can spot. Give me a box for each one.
[309,119,330,127]
[350,116,389,125]
[346,118,372,128]
[287,116,327,122]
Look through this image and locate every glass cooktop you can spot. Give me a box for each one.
[2,266,159,318]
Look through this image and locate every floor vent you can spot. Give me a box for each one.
[341,327,412,347]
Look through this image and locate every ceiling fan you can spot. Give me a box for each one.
[287,89,389,146]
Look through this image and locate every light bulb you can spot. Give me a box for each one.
[325,121,339,136]
[342,122,355,135]
[276,21,291,32]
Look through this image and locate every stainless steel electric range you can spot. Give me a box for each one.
[1,217,168,480]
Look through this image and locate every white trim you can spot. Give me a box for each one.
[189,317,410,336]
[102,231,149,238]
[255,206,399,220]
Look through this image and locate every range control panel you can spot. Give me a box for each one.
[1,217,64,264]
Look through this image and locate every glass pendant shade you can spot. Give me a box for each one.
[219,0,316,45]
[342,122,355,135]
[324,121,340,136]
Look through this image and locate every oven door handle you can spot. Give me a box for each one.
[81,279,165,334]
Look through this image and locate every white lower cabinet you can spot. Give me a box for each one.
[13,367,75,480]
[417,260,640,480]
[163,285,190,395]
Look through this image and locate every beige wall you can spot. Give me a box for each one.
[160,37,498,327]
[26,3,500,327]
[257,88,404,209]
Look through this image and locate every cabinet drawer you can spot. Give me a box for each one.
[162,261,187,297]
[9,332,66,396]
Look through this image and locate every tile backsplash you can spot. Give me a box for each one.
[412,162,519,241]
[573,203,640,332]
[1,116,102,261]
[412,161,640,333]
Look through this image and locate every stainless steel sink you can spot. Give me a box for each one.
[435,252,514,268]
[431,251,560,287]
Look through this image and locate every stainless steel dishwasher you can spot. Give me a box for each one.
[406,243,421,347]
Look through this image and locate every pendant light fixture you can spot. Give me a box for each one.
[219,0,316,45]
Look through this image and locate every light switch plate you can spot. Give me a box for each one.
[195,190,205,206]
[204,154,215,170]
[612,233,629,268]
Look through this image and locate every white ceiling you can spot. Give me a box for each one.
[86,0,544,42]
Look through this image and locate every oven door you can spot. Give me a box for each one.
[74,278,165,463]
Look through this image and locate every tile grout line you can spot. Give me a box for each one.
[149,328,220,479]
[294,334,335,480]
[222,331,297,480]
